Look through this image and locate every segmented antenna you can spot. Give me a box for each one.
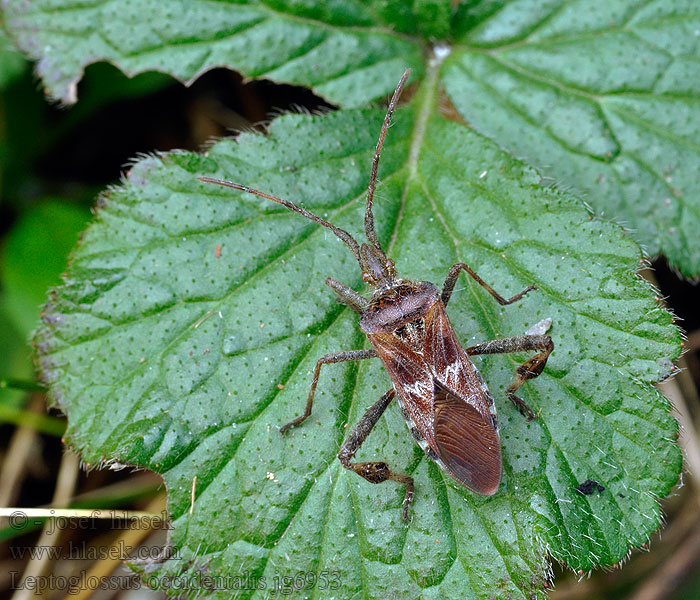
[364,68,411,255]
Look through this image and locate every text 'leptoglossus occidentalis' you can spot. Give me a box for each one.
[199,69,554,521]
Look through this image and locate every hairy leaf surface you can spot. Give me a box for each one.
[446,0,700,275]
[2,0,424,106]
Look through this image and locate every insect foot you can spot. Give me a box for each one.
[345,462,415,522]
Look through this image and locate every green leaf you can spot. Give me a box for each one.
[0,300,32,408]
[2,200,90,338]
[0,28,25,88]
[2,0,424,107]
[445,0,700,276]
[35,64,680,599]
[0,201,88,408]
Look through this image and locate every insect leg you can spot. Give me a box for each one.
[466,335,554,421]
[280,349,377,434]
[441,263,536,307]
[337,389,415,521]
[325,278,369,314]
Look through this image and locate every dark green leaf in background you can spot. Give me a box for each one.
[2,0,424,107]
[0,28,25,88]
[0,302,32,407]
[446,0,700,276]
[2,200,90,338]
[33,63,681,598]
[0,201,88,407]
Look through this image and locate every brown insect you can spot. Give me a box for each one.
[199,69,553,520]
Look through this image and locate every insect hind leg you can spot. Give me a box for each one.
[466,334,553,421]
[337,389,415,521]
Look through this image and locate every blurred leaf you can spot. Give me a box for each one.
[35,67,680,598]
[0,69,57,206]
[0,402,64,435]
[2,200,90,337]
[0,299,31,407]
[445,0,700,276]
[0,28,25,88]
[3,0,424,107]
[674,561,700,600]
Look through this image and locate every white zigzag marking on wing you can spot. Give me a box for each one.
[404,378,432,397]
[442,361,463,389]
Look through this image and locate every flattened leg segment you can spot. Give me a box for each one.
[338,389,415,521]
[466,335,554,420]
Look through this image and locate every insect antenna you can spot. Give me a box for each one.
[364,68,411,256]
[197,177,362,262]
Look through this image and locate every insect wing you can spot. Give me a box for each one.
[424,302,502,495]
[367,332,435,443]
[433,380,501,494]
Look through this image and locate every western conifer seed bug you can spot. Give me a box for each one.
[199,69,553,521]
